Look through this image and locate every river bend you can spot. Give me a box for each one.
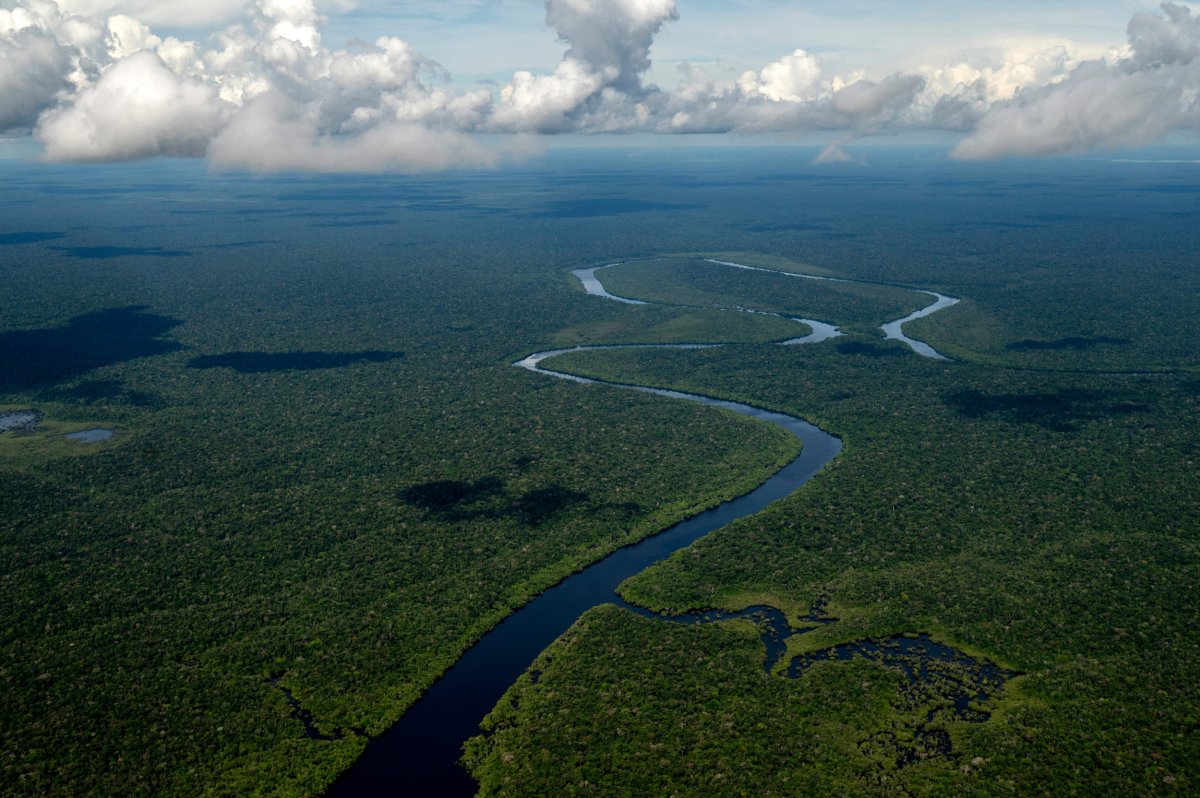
[579,258,959,359]
[327,258,975,796]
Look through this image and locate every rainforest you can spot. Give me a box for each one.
[1,147,1198,797]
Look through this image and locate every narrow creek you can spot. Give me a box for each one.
[324,260,1002,796]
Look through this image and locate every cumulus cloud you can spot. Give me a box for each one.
[104,13,157,58]
[741,49,822,102]
[0,28,71,129]
[55,0,248,29]
[492,58,605,133]
[834,73,924,118]
[953,2,1200,159]
[491,0,677,132]
[206,91,499,172]
[663,64,926,137]
[546,0,676,92]
[951,64,1180,160]
[0,0,1196,169]
[36,49,228,160]
[1,0,509,169]
[1128,1,1200,67]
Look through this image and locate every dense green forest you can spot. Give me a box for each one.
[2,150,1199,796]
[0,163,806,796]
[466,258,1200,796]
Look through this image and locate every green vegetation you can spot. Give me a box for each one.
[549,302,806,347]
[4,154,1199,797]
[465,259,1199,795]
[600,256,924,336]
[465,604,908,797]
[0,409,125,463]
[0,212,800,795]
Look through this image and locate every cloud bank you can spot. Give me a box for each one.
[0,0,1196,170]
[953,3,1200,159]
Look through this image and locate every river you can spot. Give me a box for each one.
[326,259,971,795]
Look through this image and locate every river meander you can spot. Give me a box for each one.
[325,260,1002,796]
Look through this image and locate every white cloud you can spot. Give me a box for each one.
[545,0,677,92]
[914,40,1088,129]
[257,0,321,52]
[742,49,822,102]
[832,73,924,118]
[105,14,158,58]
[206,91,499,172]
[0,0,1196,169]
[492,58,605,132]
[53,0,246,29]
[953,2,1200,159]
[951,62,1183,160]
[0,28,71,130]
[1127,1,1200,67]
[491,0,677,131]
[36,49,229,160]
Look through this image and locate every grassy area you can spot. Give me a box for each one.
[548,302,808,346]
[600,257,925,337]
[0,409,127,464]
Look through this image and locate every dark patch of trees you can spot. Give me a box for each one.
[0,306,182,392]
[188,351,405,373]
[945,388,1150,432]
[1006,336,1130,351]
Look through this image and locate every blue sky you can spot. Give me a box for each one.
[314,0,1147,79]
[317,0,1145,84]
[61,0,1150,85]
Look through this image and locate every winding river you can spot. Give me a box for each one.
[326,259,985,796]
[702,258,959,359]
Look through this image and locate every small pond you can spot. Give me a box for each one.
[0,410,42,433]
[65,428,115,443]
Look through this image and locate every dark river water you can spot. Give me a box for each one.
[326,355,842,796]
[327,260,977,795]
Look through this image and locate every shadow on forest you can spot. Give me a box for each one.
[188,350,405,373]
[202,240,279,250]
[734,222,832,233]
[1006,336,1131,352]
[512,486,590,525]
[949,221,1043,230]
[836,340,906,358]
[407,202,508,215]
[39,379,159,407]
[313,220,397,228]
[0,232,64,245]
[49,245,193,259]
[286,210,386,219]
[399,477,594,526]
[399,478,505,514]
[530,199,703,218]
[0,306,182,393]
[946,388,1150,432]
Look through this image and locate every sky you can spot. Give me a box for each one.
[1,0,1198,171]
